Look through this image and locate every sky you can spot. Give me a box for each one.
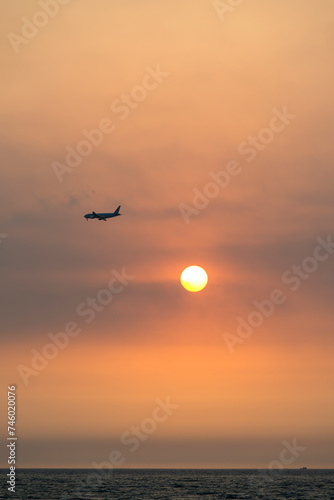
[0,0,334,469]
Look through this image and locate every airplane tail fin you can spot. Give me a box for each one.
[114,205,121,215]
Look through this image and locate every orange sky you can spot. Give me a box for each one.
[0,0,333,468]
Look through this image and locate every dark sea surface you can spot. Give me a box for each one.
[0,469,333,500]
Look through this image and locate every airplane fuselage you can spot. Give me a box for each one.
[84,212,120,220]
[84,206,121,221]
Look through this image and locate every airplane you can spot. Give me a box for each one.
[84,206,122,221]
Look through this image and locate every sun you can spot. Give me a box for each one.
[180,266,208,292]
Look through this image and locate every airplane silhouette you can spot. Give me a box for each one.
[84,206,121,221]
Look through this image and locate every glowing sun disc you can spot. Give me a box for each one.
[180,266,208,292]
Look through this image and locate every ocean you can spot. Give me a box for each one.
[1,469,333,499]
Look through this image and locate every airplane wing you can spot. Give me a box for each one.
[92,211,106,221]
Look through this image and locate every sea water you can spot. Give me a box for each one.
[0,468,333,499]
